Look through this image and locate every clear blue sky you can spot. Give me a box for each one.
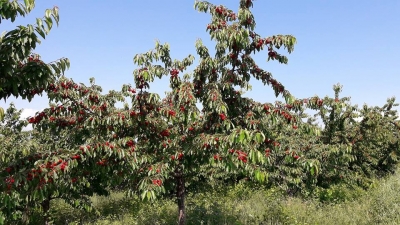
[2,0,400,118]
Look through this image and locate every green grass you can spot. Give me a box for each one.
[49,169,400,225]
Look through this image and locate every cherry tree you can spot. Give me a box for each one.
[3,0,399,224]
[0,0,70,120]
[26,0,316,224]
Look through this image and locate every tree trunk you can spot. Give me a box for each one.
[41,197,51,225]
[176,166,186,225]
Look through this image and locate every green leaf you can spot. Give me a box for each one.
[146,191,152,200]
[45,17,53,30]
[141,191,147,200]
[238,130,245,143]
[0,107,4,121]
[24,0,30,10]
[45,9,51,18]
[35,26,46,39]
[254,132,264,143]
[12,83,18,96]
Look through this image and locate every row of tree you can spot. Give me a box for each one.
[1,0,399,224]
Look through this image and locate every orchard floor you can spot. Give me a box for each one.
[49,170,400,225]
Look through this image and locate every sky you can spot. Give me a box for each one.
[1,0,400,120]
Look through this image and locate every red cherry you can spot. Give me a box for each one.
[268,51,276,58]
[161,129,170,137]
[60,163,67,171]
[5,167,12,173]
[71,155,81,160]
[219,113,227,121]
[152,179,162,186]
[213,155,222,161]
[168,110,176,117]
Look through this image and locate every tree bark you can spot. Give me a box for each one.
[41,197,50,225]
[176,166,186,225]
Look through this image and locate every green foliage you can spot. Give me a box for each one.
[18,2,306,224]
[48,184,288,225]
[0,102,131,223]
[312,184,365,203]
[1,0,399,224]
[0,0,70,101]
[48,169,400,224]
[303,84,400,195]
[283,170,400,224]
[0,0,70,123]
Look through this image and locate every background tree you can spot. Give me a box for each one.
[307,85,400,200]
